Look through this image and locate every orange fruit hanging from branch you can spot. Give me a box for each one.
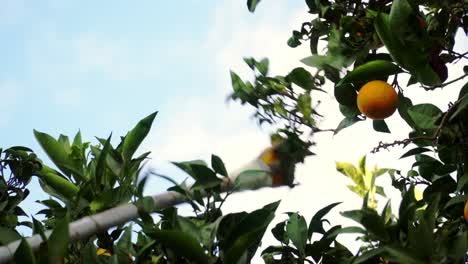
[357,80,398,120]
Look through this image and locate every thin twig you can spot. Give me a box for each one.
[372,93,468,153]
[423,74,468,90]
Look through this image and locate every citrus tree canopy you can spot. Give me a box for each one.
[0,0,467,263]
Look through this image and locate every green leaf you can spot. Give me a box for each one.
[444,194,468,209]
[135,196,155,215]
[397,93,415,128]
[334,117,361,134]
[458,82,468,99]
[351,247,385,264]
[343,209,389,241]
[122,112,157,160]
[297,93,312,122]
[176,216,202,244]
[72,131,82,146]
[244,57,269,76]
[116,225,135,262]
[148,230,210,264]
[230,71,246,94]
[95,134,112,185]
[271,222,287,244]
[286,213,307,257]
[338,60,402,86]
[32,217,47,241]
[339,103,360,118]
[385,246,426,264]
[48,213,70,264]
[301,55,344,70]
[190,164,222,190]
[450,231,468,262]
[449,93,468,122]
[373,120,390,133]
[457,172,468,192]
[400,147,431,159]
[247,0,261,12]
[34,130,82,179]
[0,227,21,245]
[374,11,439,86]
[223,201,280,264]
[308,202,341,238]
[211,154,228,177]
[287,35,302,48]
[408,104,442,130]
[288,68,318,91]
[334,83,357,107]
[14,238,36,264]
[326,226,366,239]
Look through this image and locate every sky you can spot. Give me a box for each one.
[1,0,467,262]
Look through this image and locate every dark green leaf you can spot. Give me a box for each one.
[287,36,301,47]
[0,227,21,245]
[373,120,390,133]
[271,221,287,244]
[247,0,261,12]
[351,247,385,264]
[211,154,228,177]
[308,202,341,238]
[32,217,47,241]
[458,82,468,99]
[445,194,468,209]
[334,83,357,106]
[449,93,468,122]
[95,134,111,185]
[223,201,280,264]
[14,238,36,264]
[400,147,431,159]
[385,246,426,264]
[190,164,222,190]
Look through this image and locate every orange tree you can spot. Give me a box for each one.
[0,0,467,263]
[229,0,467,263]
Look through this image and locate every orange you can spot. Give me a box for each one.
[357,80,398,120]
[464,200,468,223]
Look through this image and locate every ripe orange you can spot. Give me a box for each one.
[357,80,398,120]
[464,200,468,223]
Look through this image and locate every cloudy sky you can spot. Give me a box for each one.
[2,0,467,262]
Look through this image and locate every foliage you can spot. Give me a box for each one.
[0,0,467,263]
[232,0,468,263]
